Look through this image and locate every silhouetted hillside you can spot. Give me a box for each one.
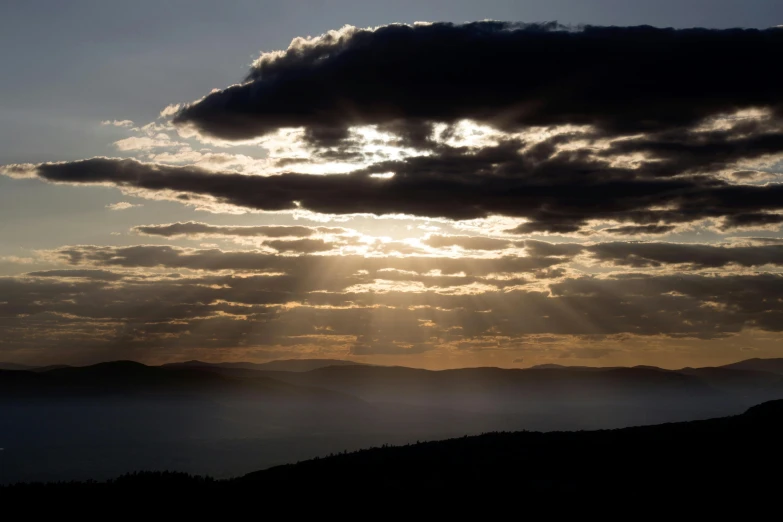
[239,399,783,492]
[5,400,783,502]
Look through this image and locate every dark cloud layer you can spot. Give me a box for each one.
[173,22,783,143]
[720,213,783,230]
[15,156,783,234]
[527,239,783,269]
[264,238,334,253]
[54,241,783,273]
[134,222,347,238]
[4,23,783,236]
[585,242,783,268]
[53,244,562,276]
[25,269,126,281]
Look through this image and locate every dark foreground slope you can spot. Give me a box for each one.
[4,400,783,504]
[240,399,783,492]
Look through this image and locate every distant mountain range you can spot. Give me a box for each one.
[6,355,783,374]
[0,360,356,401]
[245,364,726,410]
[5,356,783,425]
[162,358,368,372]
[175,358,783,422]
[530,357,783,375]
[0,362,69,372]
[0,362,36,371]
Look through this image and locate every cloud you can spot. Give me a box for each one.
[350,339,433,355]
[523,240,584,258]
[730,170,776,182]
[558,348,616,359]
[160,104,181,118]
[101,120,134,127]
[720,213,783,230]
[10,153,783,234]
[114,136,175,151]
[0,255,36,265]
[134,222,347,238]
[172,23,783,144]
[264,238,334,253]
[423,234,515,251]
[602,225,678,236]
[52,244,565,276]
[585,242,783,268]
[25,269,126,281]
[106,202,142,210]
[730,237,783,245]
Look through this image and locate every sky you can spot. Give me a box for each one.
[1,0,783,368]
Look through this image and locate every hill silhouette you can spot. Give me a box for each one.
[239,399,783,492]
[0,362,36,371]
[0,363,69,372]
[720,357,783,374]
[162,358,367,372]
[0,360,356,400]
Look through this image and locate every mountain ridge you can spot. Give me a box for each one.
[161,358,369,372]
[719,357,783,374]
[5,355,783,375]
